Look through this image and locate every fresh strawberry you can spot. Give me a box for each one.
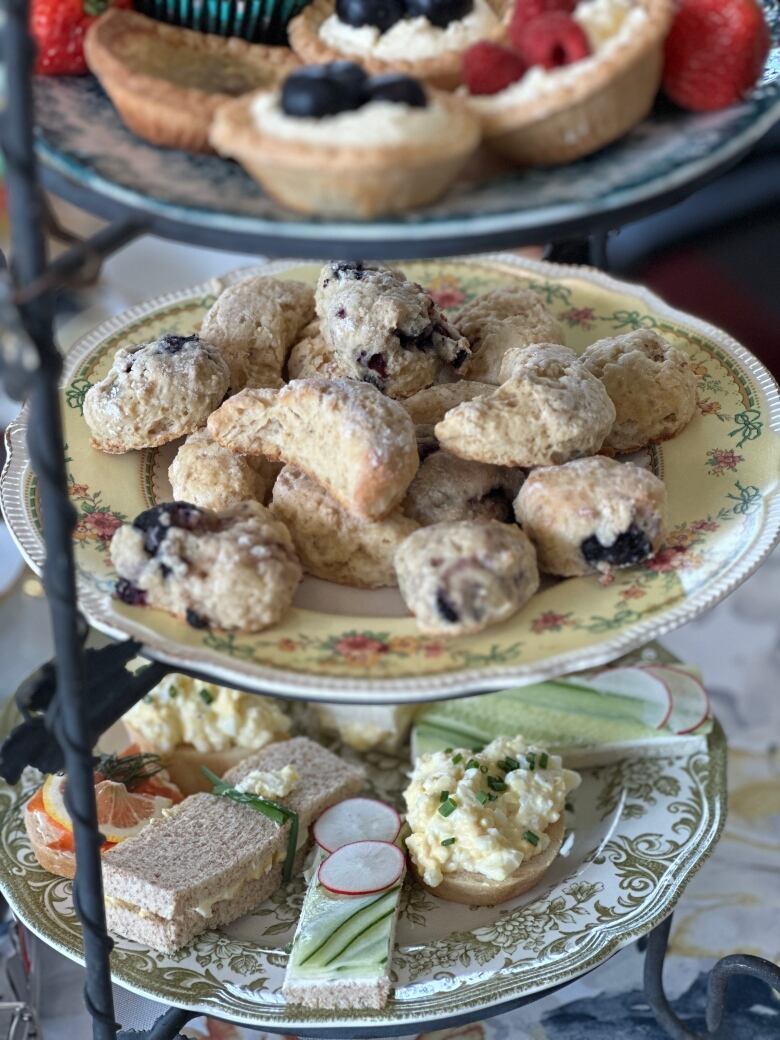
[463,40,528,95]
[663,0,770,112]
[509,0,576,49]
[31,0,132,76]
[514,11,591,70]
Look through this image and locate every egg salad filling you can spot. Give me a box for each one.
[404,736,581,887]
[124,674,289,753]
[235,766,300,800]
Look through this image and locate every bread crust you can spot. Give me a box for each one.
[409,815,565,905]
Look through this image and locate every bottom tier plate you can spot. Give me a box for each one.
[0,698,725,1036]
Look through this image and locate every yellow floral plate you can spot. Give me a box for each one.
[2,255,779,701]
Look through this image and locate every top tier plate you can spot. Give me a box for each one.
[33,8,780,259]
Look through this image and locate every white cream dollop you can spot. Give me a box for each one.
[251,93,455,147]
[123,674,290,753]
[235,765,300,799]
[319,0,498,61]
[404,735,581,888]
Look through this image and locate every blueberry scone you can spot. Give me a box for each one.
[271,467,418,588]
[200,275,315,392]
[514,456,667,577]
[208,377,419,521]
[452,287,566,384]
[83,334,230,454]
[581,330,698,454]
[286,320,353,381]
[110,500,302,631]
[395,521,539,637]
[168,429,280,512]
[315,262,470,398]
[436,345,616,467]
[403,451,523,527]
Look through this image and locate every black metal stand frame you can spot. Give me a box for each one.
[1,2,778,1037]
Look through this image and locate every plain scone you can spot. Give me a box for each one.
[409,815,565,905]
[169,428,280,510]
[435,345,616,467]
[271,466,418,588]
[208,377,419,521]
[200,274,315,391]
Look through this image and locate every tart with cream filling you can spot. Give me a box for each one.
[288,0,507,90]
[84,9,298,152]
[210,63,480,217]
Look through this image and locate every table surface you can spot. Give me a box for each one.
[1,234,778,1040]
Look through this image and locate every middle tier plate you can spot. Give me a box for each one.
[2,254,779,701]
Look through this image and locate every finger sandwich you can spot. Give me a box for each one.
[102,737,364,953]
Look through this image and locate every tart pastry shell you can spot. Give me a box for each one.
[84,9,299,153]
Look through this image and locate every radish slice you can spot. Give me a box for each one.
[640,665,711,734]
[313,797,401,854]
[318,840,405,896]
[586,666,672,729]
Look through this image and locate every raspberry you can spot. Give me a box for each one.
[663,0,770,112]
[514,11,591,70]
[463,41,527,96]
[508,0,576,49]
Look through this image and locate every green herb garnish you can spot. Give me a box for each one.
[441,837,457,847]
[97,752,165,787]
[439,789,450,803]
[487,776,507,793]
[526,752,536,770]
[479,765,489,774]
[452,753,463,764]
[539,752,549,769]
[465,758,480,771]
[444,748,453,754]
[201,767,299,883]
[498,756,520,773]
[199,688,214,705]
[438,797,457,818]
[168,685,179,699]
[476,790,490,806]
[523,830,539,846]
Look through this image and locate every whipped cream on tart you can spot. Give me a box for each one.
[210,63,480,217]
[465,0,674,164]
[288,0,505,90]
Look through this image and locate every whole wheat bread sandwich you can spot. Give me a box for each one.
[102,737,364,953]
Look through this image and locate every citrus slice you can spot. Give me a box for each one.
[41,773,172,842]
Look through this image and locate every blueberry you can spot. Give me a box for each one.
[115,579,147,607]
[405,0,473,27]
[336,0,405,31]
[580,523,652,568]
[132,502,204,556]
[157,334,198,355]
[328,61,369,102]
[281,66,361,119]
[367,73,427,107]
[436,589,460,624]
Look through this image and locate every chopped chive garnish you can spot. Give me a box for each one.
[526,752,536,770]
[441,837,457,846]
[438,797,457,817]
[488,792,498,802]
[466,758,480,771]
[498,756,520,773]
[476,790,490,806]
[480,765,489,774]
[444,748,453,754]
[523,830,539,846]
[487,776,507,793]
[201,766,298,883]
[539,752,549,769]
[168,685,179,699]
[199,688,214,705]
[452,753,463,764]
[440,789,449,803]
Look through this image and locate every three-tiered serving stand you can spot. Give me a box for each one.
[1,1,779,1036]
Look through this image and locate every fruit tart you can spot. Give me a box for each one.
[210,62,480,217]
[464,0,674,165]
[288,0,507,90]
[85,9,299,152]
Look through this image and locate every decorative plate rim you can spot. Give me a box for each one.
[0,718,727,1034]
[33,77,780,244]
[2,254,779,702]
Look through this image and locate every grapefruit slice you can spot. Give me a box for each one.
[42,773,171,842]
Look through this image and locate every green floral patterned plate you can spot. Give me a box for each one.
[0,701,726,1035]
[2,255,779,701]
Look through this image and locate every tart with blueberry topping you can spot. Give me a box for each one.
[84,9,298,152]
[463,0,674,165]
[209,62,480,217]
[288,0,506,90]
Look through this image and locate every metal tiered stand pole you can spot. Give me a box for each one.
[1,3,779,1037]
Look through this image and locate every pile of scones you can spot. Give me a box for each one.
[82,262,698,638]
